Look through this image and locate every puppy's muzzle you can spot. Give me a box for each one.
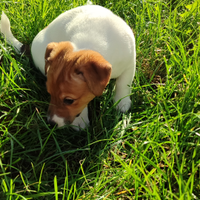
[47,110,81,128]
[47,109,59,128]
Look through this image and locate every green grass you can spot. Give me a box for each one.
[0,0,200,199]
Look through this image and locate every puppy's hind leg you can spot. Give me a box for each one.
[114,64,135,113]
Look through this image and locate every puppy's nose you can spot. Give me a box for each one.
[48,119,57,128]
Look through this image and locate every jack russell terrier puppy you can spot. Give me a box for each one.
[0,5,136,130]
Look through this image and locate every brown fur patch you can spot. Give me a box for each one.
[45,42,112,123]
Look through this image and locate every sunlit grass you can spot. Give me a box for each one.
[0,0,200,199]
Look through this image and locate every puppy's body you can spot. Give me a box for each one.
[32,5,135,78]
[1,5,136,130]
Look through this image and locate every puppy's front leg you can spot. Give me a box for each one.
[114,66,135,112]
[71,106,89,130]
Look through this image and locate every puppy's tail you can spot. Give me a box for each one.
[0,11,24,53]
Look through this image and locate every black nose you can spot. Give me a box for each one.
[48,119,57,128]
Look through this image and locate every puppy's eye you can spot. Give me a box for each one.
[63,98,74,105]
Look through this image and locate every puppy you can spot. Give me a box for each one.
[0,5,136,130]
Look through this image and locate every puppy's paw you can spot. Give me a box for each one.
[71,115,90,131]
[116,96,131,113]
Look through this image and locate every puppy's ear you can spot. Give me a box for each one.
[45,42,58,75]
[75,59,112,96]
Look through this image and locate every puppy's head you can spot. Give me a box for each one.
[45,42,112,127]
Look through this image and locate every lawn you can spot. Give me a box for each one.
[0,0,200,199]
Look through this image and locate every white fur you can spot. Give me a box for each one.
[71,107,89,130]
[0,5,136,130]
[52,114,65,127]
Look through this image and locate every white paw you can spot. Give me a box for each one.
[116,96,131,113]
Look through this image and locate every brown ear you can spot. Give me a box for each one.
[75,59,112,96]
[44,42,58,75]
